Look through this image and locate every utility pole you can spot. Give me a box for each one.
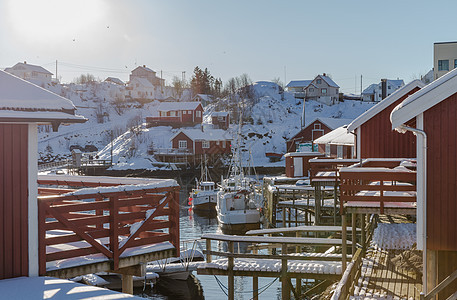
[182,71,186,82]
[360,75,362,97]
[55,60,58,82]
[284,66,287,87]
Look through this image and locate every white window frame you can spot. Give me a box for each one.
[178,140,187,149]
[222,140,226,148]
[202,141,210,148]
[196,110,202,118]
[314,123,321,130]
[321,88,327,94]
[337,145,343,158]
[188,110,192,114]
[170,111,176,117]
[325,144,331,157]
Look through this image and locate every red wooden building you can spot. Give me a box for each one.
[391,69,457,298]
[171,128,232,155]
[284,152,325,178]
[286,117,353,152]
[347,80,424,159]
[313,125,354,159]
[211,111,230,130]
[0,70,86,280]
[146,101,203,127]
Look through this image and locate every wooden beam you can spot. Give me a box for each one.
[109,263,145,277]
[228,241,234,300]
[122,274,133,294]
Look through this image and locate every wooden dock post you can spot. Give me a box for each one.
[360,213,366,254]
[351,213,357,255]
[253,248,259,300]
[206,239,212,263]
[122,274,133,294]
[342,214,347,271]
[228,241,234,300]
[281,243,290,300]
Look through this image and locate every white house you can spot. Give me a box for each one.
[433,41,457,80]
[362,79,404,102]
[286,74,340,104]
[126,65,166,101]
[4,62,53,86]
[104,77,124,85]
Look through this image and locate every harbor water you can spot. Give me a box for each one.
[135,207,282,300]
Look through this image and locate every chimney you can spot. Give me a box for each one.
[143,65,146,68]
[323,73,326,77]
[381,79,387,99]
[24,61,27,64]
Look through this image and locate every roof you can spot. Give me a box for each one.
[286,80,312,88]
[171,128,232,141]
[130,77,154,88]
[320,75,339,88]
[307,117,353,130]
[5,62,53,75]
[132,65,156,73]
[314,125,354,146]
[157,101,202,112]
[391,68,457,130]
[212,111,229,117]
[0,70,86,124]
[194,94,213,102]
[348,80,424,132]
[362,79,405,94]
[104,77,124,85]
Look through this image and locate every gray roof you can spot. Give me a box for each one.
[320,75,339,88]
[157,101,202,112]
[286,80,312,88]
[171,128,232,141]
[5,62,53,75]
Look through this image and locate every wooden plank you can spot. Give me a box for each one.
[202,234,351,245]
[246,225,360,235]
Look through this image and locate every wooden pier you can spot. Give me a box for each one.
[198,233,352,300]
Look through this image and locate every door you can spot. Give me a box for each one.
[293,157,303,177]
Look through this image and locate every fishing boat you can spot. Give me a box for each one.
[216,122,261,233]
[189,157,218,212]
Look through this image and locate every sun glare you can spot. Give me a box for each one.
[6,0,105,42]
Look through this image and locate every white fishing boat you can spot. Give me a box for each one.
[189,157,218,212]
[216,122,261,233]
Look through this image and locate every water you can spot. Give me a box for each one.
[136,207,282,300]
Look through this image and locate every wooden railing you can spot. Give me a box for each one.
[331,248,363,300]
[38,178,180,275]
[309,158,360,183]
[340,167,416,214]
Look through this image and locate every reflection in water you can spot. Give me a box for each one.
[135,206,281,299]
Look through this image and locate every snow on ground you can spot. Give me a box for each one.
[371,223,416,250]
[38,80,376,170]
[0,276,141,299]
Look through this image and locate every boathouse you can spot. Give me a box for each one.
[347,80,424,159]
[211,111,230,130]
[0,70,86,279]
[284,152,325,178]
[146,101,203,127]
[171,128,232,155]
[391,68,457,298]
[313,125,354,159]
[286,117,352,152]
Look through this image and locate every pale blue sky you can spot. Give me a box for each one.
[1,0,456,93]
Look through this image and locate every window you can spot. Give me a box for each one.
[178,140,187,149]
[188,110,192,114]
[455,59,457,69]
[216,141,220,145]
[309,88,314,92]
[314,123,321,130]
[183,110,186,114]
[196,110,202,117]
[222,141,226,148]
[438,59,449,71]
[321,88,327,94]
[325,144,331,157]
[388,86,391,90]
[170,111,176,117]
[202,141,210,148]
[316,79,322,84]
[337,145,343,158]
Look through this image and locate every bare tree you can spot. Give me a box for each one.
[113,92,125,115]
[171,76,186,100]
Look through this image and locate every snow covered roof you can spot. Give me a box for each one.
[362,83,378,94]
[104,77,124,85]
[391,68,457,130]
[348,80,424,132]
[132,65,156,73]
[194,94,213,102]
[286,80,312,88]
[171,128,232,141]
[5,62,53,75]
[362,79,405,95]
[130,77,154,88]
[320,75,339,88]
[314,125,354,146]
[307,117,353,130]
[157,101,202,112]
[212,111,229,117]
[0,70,86,124]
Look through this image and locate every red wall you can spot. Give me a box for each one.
[172,132,231,154]
[286,120,332,152]
[424,92,457,251]
[359,87,420,158]
[0,124,29,279]
[172,132,193,151]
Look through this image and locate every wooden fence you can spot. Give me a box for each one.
[37,179,180,275]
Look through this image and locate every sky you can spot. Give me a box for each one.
[1,0,456,93]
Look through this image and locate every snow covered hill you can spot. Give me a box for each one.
[38,81,376,170]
